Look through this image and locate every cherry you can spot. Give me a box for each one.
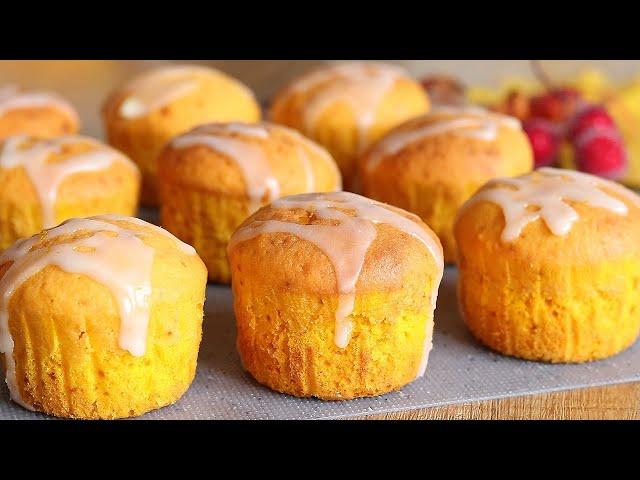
[523,119,560,168]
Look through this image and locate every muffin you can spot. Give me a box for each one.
[0,84,79,140]
[227,191,444,399]
[359,105,533,262]
[269,62,430,190]
[455,167,640,363]
[0,214,206,418]
[158,122,342,283]
[0,135,140,251]
[102,64,261,205]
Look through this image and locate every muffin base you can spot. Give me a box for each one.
[160,182,252,284]
[458,254,640,363]
[233,280,435,400]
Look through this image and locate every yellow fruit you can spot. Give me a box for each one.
[569,68,614,103]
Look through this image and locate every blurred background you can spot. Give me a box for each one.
[1,60,639,136]
[2,60,640,184]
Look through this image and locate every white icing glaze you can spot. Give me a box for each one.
[287,63,407,151]
[0,84,78,122]
[281,126,342,192]
[460,167,639,242]
[170,122,341,213]
[118,65,213,119]
[205,122,270,139]
[171,123,279,213]
[0,136,138,228]
[0,214,196,408]
[430,105,522,130]
[228,191,443,377]
[96,214,197,256]
[365,106,521,173]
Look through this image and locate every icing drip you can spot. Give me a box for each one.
[171,123,279,213]
[365,106,521,173]
[289,63,407,151]
[0,215,195,408]
[118,65,209,119]
[171,122,341,213]
[281,126,342,192]
[229,191,443,376]
[461,167,639,241]
[0,136,138,228]
[0,84,78,122]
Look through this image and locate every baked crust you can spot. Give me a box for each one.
[359,108,533,262]
[102,65,261,205]
[269,63,430,190]
[454,172,640,362]
[0,216,207,418]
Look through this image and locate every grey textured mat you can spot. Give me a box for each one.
[2,267,639,420]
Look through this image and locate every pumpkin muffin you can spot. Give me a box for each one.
[0,214,206,418]
[0,84,79,140]
[158,122,341,283]
[359,105,533,263]
[455,167,640,363]
[269,62,430,191]
[0,135,140,251]
[102,64,261,205]
[228,191,444,399]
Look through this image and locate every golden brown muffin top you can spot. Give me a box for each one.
[158,122,342,211]
[102,64,257,122]
[360,105,531,181]
[269,63,422,144]
[229,191,443,292]
[0,214,199,406]
[0,84,79,124]
[0,135,139,228]
[455,167,640,264]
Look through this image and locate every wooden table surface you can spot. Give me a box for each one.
[355,382,640,420]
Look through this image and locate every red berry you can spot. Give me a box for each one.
[530,88,580,122]
[568,105,616,140]
[575,132,627,179]
[523,119,560,167]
